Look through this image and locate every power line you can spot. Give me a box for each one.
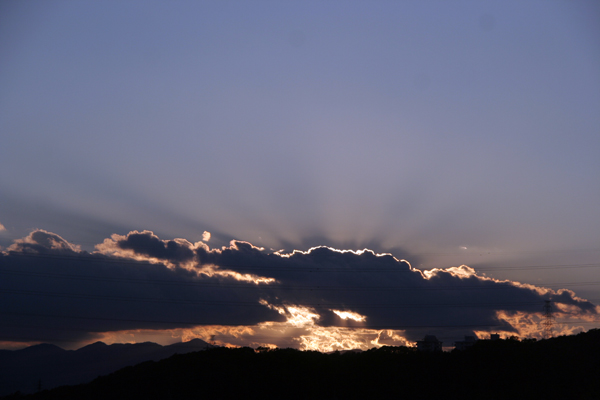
[3,251,599,272]
[0,288,550,309]
[0,311,516,330]
[2,268,599,291]
[30,237,600,255]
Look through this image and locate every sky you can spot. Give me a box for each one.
[1,0,599,351]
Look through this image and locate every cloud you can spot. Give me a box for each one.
[0,229,597,350]
[0,231,284,347]
[8,229,81,254]
[0,222,5,231]
[96,230,197,267]
[96,231,276,284]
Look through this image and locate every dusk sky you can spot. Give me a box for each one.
[1,1,599,351]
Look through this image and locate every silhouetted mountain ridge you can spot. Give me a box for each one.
[0,339,212,396]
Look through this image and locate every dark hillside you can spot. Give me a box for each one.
[6,329,600,400]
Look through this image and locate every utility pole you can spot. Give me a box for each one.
[542,300,554,339]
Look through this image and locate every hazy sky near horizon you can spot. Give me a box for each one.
[1,1,599,349]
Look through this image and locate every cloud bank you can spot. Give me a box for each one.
[0,229,597,351]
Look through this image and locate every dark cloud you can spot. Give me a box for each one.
[1,229,597,348]
[111,230,196,264]
[0,231,284,346]
[194,243,597,341]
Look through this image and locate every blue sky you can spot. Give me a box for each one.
[1,1,599,349]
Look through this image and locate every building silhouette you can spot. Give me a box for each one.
[454,335,477,351]
[416,335,443,352]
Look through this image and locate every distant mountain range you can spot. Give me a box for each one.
[0,339,212,396]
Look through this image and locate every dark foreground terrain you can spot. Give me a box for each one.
[4,329,600,400]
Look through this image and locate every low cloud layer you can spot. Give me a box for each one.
[1,229,597,350]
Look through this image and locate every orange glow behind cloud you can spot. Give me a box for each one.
[173,300,412,352]
[331,310,367,322]
[88,300,412,352]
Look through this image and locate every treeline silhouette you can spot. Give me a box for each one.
[4,329,599,400]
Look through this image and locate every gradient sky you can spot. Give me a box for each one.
[1,1,599,350]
